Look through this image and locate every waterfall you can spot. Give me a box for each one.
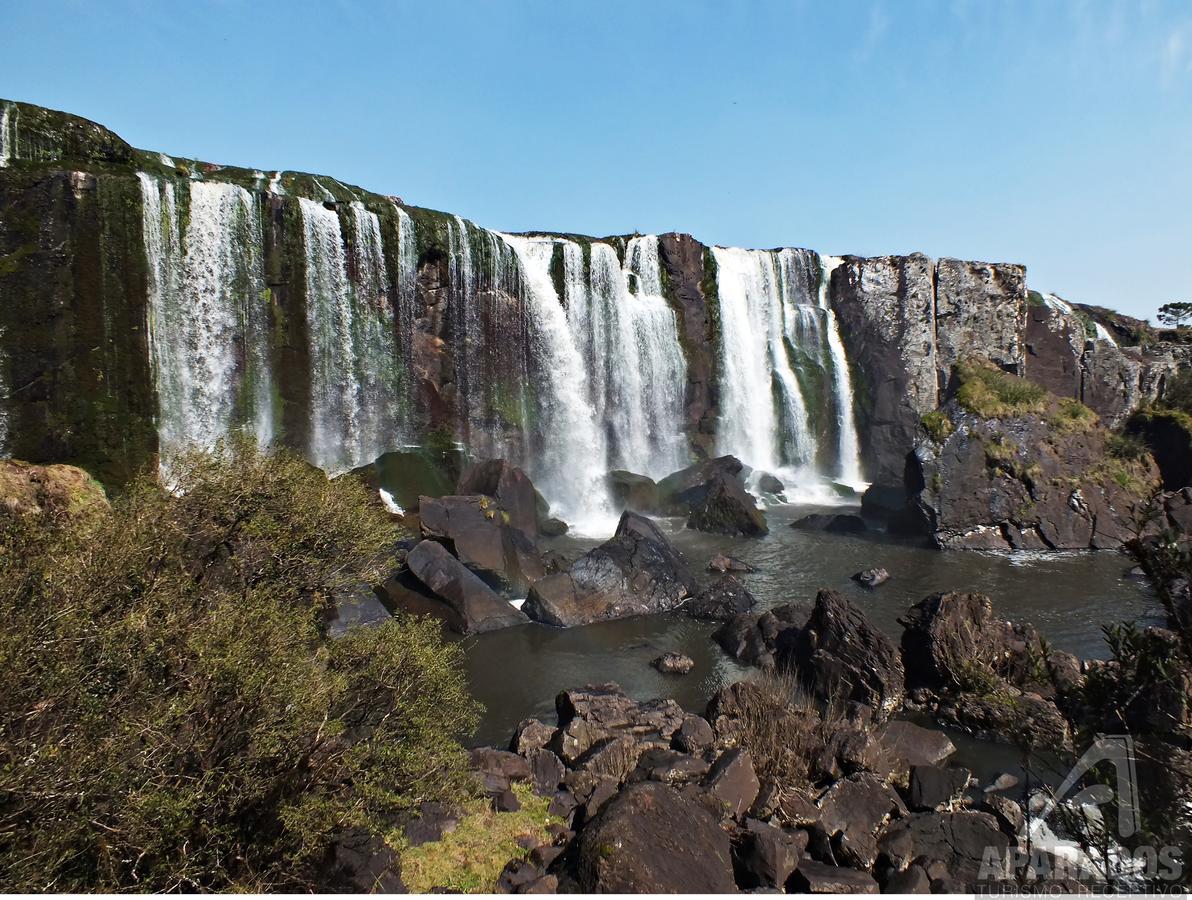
[712,245,865,492]
[0,102,12,167]
[139,175,273,465]
[581,236,687,478]
[712,246,814,474]
[299,198,401,474]
[500,234,615,530]
[816,254,863,486]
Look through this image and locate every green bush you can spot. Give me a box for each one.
[1049,398,1099,433]
[920,410,955,444]
[1106,432,1149,461]
[0,437,479,891]
[954,359,1047,418]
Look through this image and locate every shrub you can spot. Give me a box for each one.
[1050,398,1098,433]
[721,670,841,789]
[1106,432,1149,461]
[0,437,479,891]
[920,410,955,444]
[954,359,1047,418]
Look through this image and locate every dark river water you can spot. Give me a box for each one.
[458,503,1162,748]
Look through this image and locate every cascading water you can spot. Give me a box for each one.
[713,245,864,495]
[0,102,12,167]
[712,246,814,474]
[577,237,687,478]
[299,198,401,474]
[500,234,615,531]
[816,254,863,487]
[139,174,274,465]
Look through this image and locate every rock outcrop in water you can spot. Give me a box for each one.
[908,361,1159,550]
[523,512,696,627]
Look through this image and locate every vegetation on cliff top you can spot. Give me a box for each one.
[954,358,1048,418]
[0,438,478,892]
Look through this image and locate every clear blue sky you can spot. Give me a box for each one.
[2,0,1189,320]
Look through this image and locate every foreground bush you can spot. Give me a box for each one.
[0,439,479,891]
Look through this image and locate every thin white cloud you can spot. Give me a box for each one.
[1161,24,1192,88]
[853,3,890,63]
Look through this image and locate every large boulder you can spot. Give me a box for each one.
[404,540,529,634]
[606,470,661,515]
[686,574,757,621]
[900,592,1056,697]
[574,782,736,893]
[523,512,696,627]
[657,455,747,514]
[713,603,808,670]
[456,458,540,540]
[686,472,768,536]
[877,810,1011,891]
[790,512,866,534]
[780,590,905,715]
[0,459,108,522]
[899,592,1075,746]
[418,494,545,592]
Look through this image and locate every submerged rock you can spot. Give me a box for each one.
[404,540,530,634]
[791,512,867,534]
[852,567,889,588]
[651,651,695,675]
[707,552,756,573]
[523,512,696,627]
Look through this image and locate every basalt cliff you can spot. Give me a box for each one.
[1,98,1188,547]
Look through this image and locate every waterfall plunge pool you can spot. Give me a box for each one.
[457,502,1160,747]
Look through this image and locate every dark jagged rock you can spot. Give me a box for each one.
[574,782,736,893]
[686,574,757,621]
[908,765,971,811]
[510,718,556,756]
[405,539,529,634]
[788,859,879,894]
[672,714,715,754]
[686,471,768,536]
[551,683,686,766]
[325,828,406,893]
[456,458,541,540]
[526,748,566,796]
[495,859,540,893]
[713,602,808,670]
[419,494,545,592]
[791,512,867,534]
[734,818,806,889]
[900,592,1060,697]
[704,747,760,818]
[470,746,532,782]
[657,455,748,513]
[606,470,661,514]
[756,472,785,494]
[875,721,956,774]
[651,651,695,674]
[877,811,1011,890]
[630,747,710,785]
[817,772,907,869]
[325,582,392,638]
[882,864,931,893]
[523,512,695,627]
[403,801,461,847]
[852,567,889,589]
[780,590,905,715]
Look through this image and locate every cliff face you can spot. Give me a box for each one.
[0,98,1185,536]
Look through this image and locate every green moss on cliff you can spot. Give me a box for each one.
[954,358,1047,418]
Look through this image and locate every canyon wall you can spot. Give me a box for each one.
[0,98,1185,522]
